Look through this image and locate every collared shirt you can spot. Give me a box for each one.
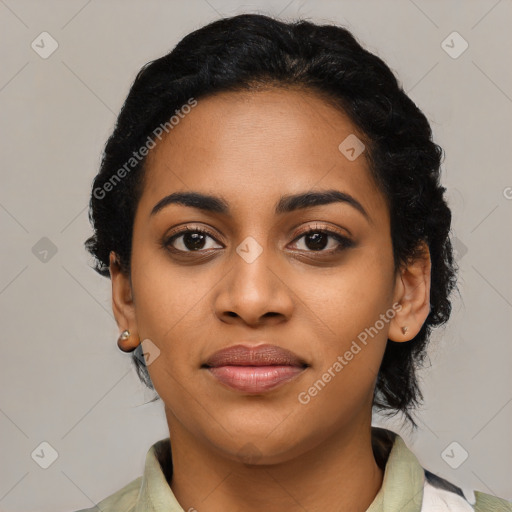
[74,428,511,511]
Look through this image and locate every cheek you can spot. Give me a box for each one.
[299,250,394,341]
[293,246,394,395]
[129,245,214,366]
[293,279,391,427]
[132,239,201,319]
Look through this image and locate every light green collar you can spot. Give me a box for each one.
[135,427,425,512]
[367,429,425,512]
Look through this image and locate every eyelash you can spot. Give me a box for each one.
[162,224,354,256]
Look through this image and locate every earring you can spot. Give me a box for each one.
[117,329,137,353]
[401,326,409,335]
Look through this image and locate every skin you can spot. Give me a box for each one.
[109,88,431,512]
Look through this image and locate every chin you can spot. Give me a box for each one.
[202,420,316,466]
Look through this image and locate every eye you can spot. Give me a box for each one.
[162,224,354,256]
[289,224,354,254]
[163,226,223,253]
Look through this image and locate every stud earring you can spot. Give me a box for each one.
[117,329,137,353]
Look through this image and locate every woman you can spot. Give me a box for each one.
[77,13,511,512]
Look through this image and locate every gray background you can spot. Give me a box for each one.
[0,0,511,510]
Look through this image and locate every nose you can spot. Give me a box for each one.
[213,246,294,328]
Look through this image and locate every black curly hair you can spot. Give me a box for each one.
[85,13,457,424]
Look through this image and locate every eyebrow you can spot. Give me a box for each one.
[150,189,371,223]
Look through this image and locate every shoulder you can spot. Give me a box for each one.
[474,491,512,511]
[423,470,512,511]
[70,475,142,512]
[375,428,512,512]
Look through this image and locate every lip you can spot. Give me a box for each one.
[202,344,308,393]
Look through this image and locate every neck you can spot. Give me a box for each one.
[165,409,384,512]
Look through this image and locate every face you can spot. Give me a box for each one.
[111,88,428,464]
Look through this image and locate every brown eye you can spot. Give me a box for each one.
[164,228,223,253]
[290,227,354,253]
[301,232,330,251]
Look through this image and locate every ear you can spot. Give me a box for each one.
[109,251,139,351]
[388,241,431,342]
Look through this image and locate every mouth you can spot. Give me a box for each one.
[201,344,309,394]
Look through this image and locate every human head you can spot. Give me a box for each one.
[85,13,456,427]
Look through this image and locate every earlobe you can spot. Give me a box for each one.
[109,251,140,352]
[388,242,431,343]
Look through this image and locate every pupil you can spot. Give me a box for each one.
[184,232,205,250]
[306,232,328,251]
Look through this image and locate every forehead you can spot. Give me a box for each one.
[139,88,387,223]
